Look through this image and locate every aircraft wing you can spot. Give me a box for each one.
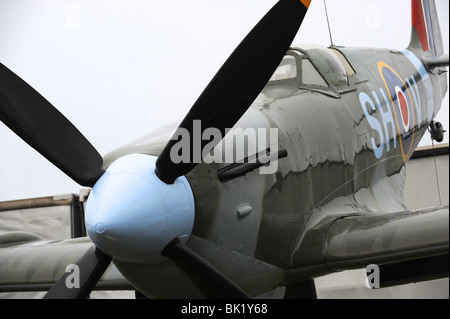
[1,209,447,295]
[0,232,132,293]
[296,206,449,288]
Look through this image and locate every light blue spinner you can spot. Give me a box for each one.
[85,154,195,264]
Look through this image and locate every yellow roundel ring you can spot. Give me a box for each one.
[377,61,416,162]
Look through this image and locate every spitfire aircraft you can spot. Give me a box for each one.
[0,0,448,299]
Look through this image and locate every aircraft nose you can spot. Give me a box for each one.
[85,154,195,265]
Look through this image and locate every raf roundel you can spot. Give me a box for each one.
[377,61,416,161]
[395,86,410,132]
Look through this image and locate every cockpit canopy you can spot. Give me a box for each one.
[269,55,297,81]
[269,43,354,90]
[300,44,348,87]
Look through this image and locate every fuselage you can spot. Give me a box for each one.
[104,43,447,297]
[186,44,447,267]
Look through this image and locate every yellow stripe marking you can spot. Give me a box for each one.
[300,0,311,8]
[377,61,416,162]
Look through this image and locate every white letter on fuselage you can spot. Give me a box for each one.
[372,89,396,152]
[360,92,384,159]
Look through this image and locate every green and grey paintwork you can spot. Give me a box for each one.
[100,42,448,297]
[1,2,449,299]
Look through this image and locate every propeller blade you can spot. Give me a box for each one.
[44,246,112,299]
[156,0,310,184]
[162,238,251,299]
[0,63,105,187]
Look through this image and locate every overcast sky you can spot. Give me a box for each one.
[0,0,448,201]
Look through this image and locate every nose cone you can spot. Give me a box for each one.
[85,154,195,265]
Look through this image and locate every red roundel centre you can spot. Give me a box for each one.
[398,90,409,126]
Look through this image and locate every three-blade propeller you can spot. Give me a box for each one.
[0,0,310,299]
[0,63,105,187]
[156,0,310,184]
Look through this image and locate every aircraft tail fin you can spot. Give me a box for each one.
[408,0,444,58]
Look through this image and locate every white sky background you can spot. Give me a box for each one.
[0,0,448,201]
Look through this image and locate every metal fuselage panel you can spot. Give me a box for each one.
[100,46,446,296]
[186,47,447,269]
